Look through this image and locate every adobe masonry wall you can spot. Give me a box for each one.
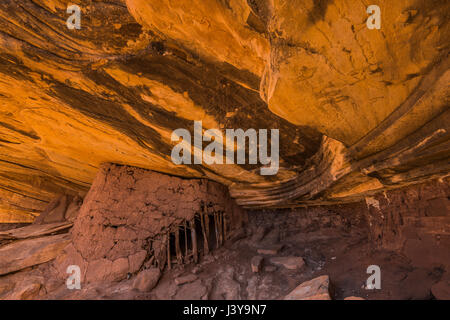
[54,163,247,283]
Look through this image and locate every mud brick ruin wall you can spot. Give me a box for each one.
[53,163,247,283]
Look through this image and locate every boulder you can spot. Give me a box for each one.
[270,256,305,270]
[110,257,130,281]
[174,274,198,285]
[344,296,365,300]
[257,244,284,255]
[2,276,44,300]
[284,275,331,300]
[431,278,450,300]
[128,250,147,274]
[3,282,42,300]
[174,281,208,300]
[133,268,161,292]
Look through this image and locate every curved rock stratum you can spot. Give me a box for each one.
[0,0,448,222]
[0,0,449,302]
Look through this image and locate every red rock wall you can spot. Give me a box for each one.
[365,177,450,268]
[248,202,368,239]
[250,177,450,270]
[54,163,246,283]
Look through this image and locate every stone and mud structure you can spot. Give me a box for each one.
[0,0,449,300]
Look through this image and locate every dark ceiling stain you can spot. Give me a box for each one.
[308,0,332,25]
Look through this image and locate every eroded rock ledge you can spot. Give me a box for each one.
[0,0,448,221]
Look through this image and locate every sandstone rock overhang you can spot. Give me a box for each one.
[0,0,448,221]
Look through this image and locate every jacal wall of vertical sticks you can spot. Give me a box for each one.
[166,208,228,269]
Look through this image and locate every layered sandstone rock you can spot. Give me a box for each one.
[0,233,70,276]
[0,0,448,232]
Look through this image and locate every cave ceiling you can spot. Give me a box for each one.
[0,0,448,222]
